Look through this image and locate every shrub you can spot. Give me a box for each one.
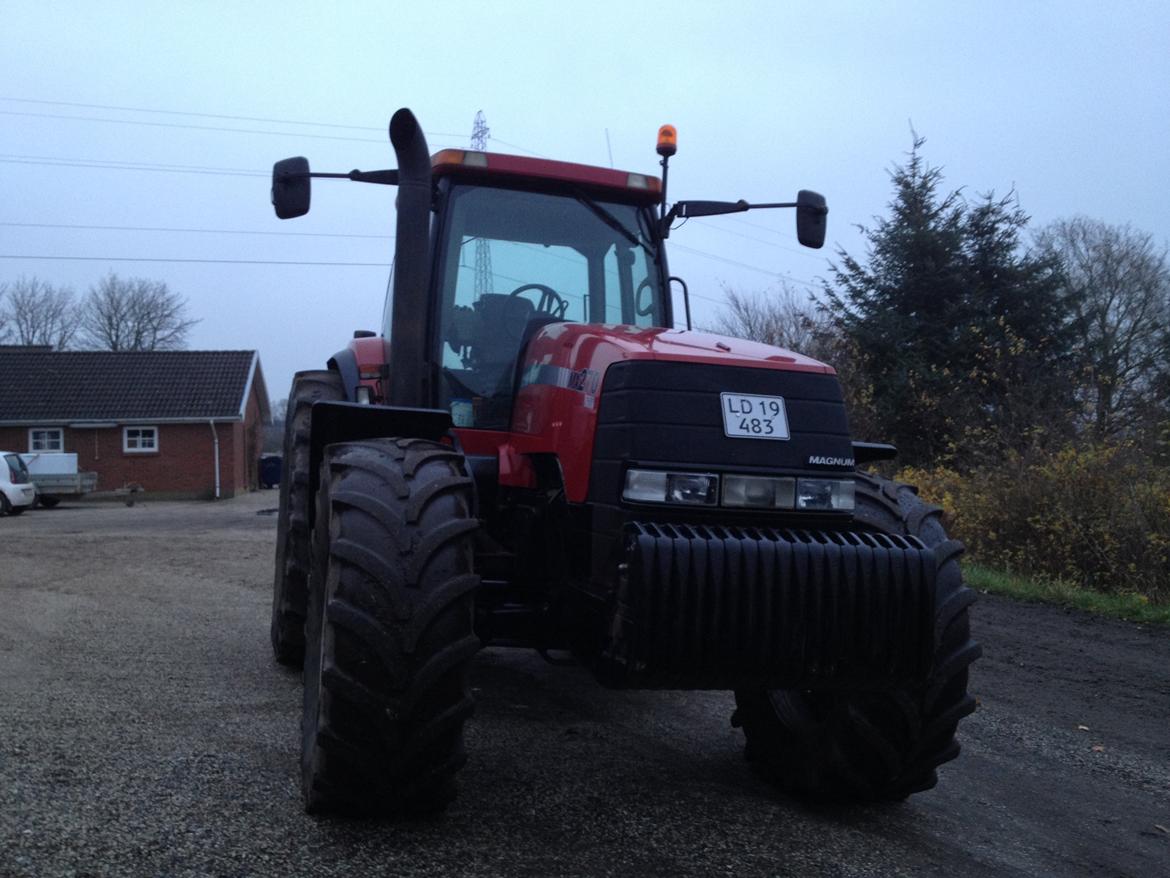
[899,443,1170,603]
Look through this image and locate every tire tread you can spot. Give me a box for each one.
[734,472,982,802]
[301,437,480,816]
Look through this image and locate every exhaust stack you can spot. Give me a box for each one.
[387,108,433,409]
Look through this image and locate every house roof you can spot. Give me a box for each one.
[0,349,269,424]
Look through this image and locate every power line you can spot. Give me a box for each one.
[0,109,383,143]
[1,96,554,157]
[0,248,756,305]
[0,156,266,178]
[1,204,821,287]
[0,96,385,133]
[2,152,261,173]
[0,109,468,149]
[0,252,740,311]
[690,217,828,263]
[0,255,390,267]
[1,99,823,289]
[485,137,549,158]
[0,227,821,290]
[0,221,392,240]
[0,96,470,138]
[2,152,255,169]
[669,243,822,291]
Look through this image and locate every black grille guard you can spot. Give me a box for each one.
[596,521,939,689]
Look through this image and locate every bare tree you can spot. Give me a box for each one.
[710,283,830,355]
[76,273,199,351]
[263,397,287,453]
[1034,217,1170,438]
[0,276,78,349]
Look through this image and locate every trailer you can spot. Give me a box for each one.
[20,453,98,507]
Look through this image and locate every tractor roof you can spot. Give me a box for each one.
[430,149,662,203]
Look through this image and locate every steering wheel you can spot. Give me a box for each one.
[510,283,569,319]
[634,278,655,318]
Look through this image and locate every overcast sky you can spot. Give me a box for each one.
[2,1,1167,402]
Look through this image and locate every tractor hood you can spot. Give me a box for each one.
[522,323,835,377]
[511,322,850,504]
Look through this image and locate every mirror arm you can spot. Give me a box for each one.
[746,200,797,210]
[348,169,399,185]
[656,192,828,248]
[277,168,400,186]
[750,200,830,218]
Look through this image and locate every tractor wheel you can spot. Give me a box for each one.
[732,472,982,802]
[301,438,480,815]
[270,370,346,666]
[38,496,61,509]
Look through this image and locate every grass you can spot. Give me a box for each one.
[965,564,1170,625]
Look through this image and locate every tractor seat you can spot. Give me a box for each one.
[472,294,535,366]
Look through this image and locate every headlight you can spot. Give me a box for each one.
[624,469,853,511]
[624,469,719,505]
[796,478,856,511]
[722,475,796,509]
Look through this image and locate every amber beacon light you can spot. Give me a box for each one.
[656,124,677,157]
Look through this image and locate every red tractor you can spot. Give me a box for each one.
[269,109,980,815]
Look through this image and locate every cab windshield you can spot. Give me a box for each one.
[435,184,665,429]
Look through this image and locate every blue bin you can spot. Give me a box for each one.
[259,454,282,489]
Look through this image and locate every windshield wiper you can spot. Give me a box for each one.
[572,189,655,257]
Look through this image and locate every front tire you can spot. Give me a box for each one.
[270,370,346,666]
[732,473,982,801]
[301,438,480,815]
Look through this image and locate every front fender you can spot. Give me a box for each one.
[326,348,360,401]
[307,401,452,526]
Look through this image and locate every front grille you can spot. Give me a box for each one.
[597,521,937,689]
[588,360,855,504]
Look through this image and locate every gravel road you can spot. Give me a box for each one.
[1,492,1167,877]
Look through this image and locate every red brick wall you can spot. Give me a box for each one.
[242,385,265,490]
[0,421,246,498]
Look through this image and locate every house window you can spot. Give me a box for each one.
[123,426,159,453]
[29,428,64,452]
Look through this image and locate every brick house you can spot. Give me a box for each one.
[0,348,270,499]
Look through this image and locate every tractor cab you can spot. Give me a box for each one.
[271,109,825,428]
[417,152,668,429]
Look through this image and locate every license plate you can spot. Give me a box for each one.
[720,392,790,440]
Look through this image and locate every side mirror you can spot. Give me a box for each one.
[796,189,828,249]
[272,157,311,219]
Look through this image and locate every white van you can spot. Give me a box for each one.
[2,451,36,515]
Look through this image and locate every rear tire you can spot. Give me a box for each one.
[270,370,346,666]
[732,472,981,802]
[301,438,480,815]
[38,496,60,509]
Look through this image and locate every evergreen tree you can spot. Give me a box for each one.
[954,192,1078,457]
[823,136,1074,466]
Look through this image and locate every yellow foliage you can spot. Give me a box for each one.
[898,442,1170,603]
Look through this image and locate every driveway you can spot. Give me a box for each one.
[1,492,1167,876]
